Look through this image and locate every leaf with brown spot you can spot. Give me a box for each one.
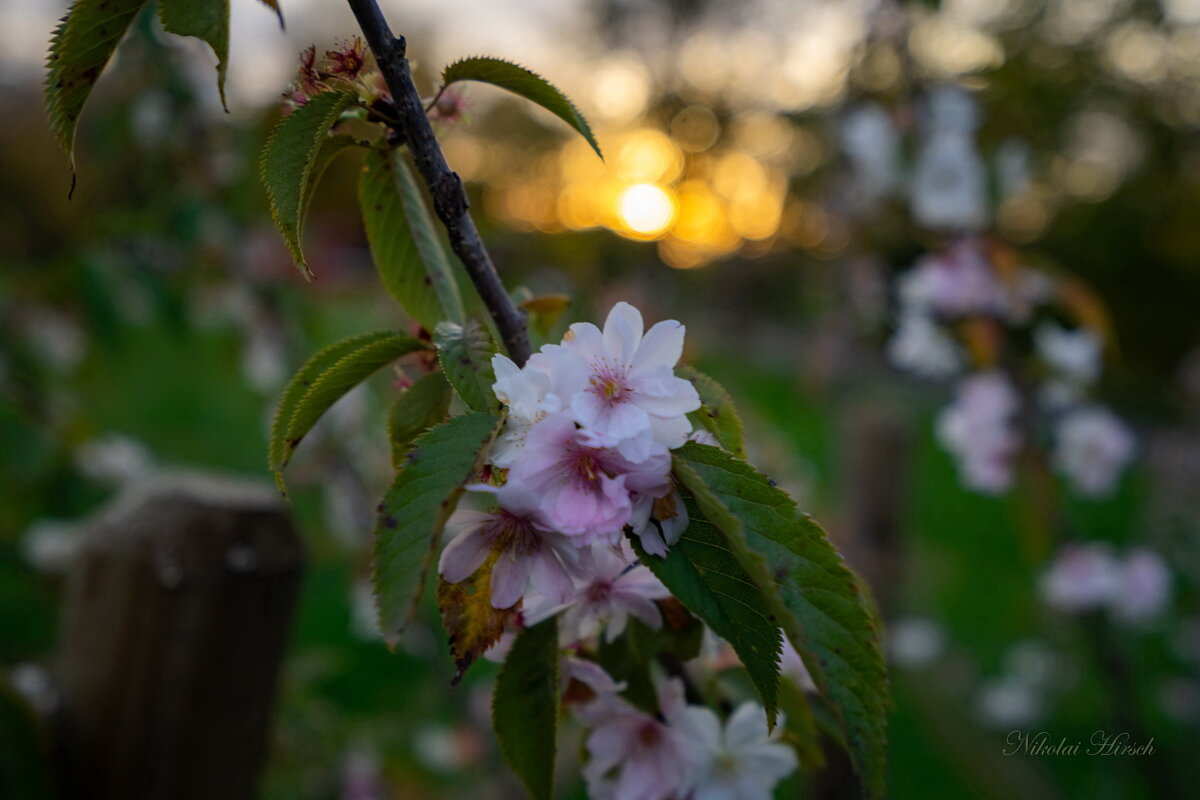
[437,551,520,684]
[45,0,149,181]
[372,412,501,645]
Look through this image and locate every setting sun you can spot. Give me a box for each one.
[617,183,675,237]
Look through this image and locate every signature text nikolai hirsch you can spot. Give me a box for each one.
[1004,730,1156,757]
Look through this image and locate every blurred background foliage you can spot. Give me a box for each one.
[2,0,1199,798]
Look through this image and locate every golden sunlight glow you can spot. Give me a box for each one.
[615,130,683,184]
[618,183,676,237]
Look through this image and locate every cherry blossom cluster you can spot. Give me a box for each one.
[884,238,1135,498]
[439,301,700,612]
[1039,543,1171,623]
[566,659,797,800]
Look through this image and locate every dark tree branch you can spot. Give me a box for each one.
[346,0,532,366]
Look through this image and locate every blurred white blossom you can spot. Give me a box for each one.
[977,676,1043,728]
[841,103,901,206]
[1039,543,1121,614]
[1053,406,1135,497]
[1036,323,1102,386]
[1112,548,1171,623]
[936,371,1021,493]
[887,313,963,379]
[74,434,154,486]
[20,519,81,574]
[888,617,947,668]
[1041,544,1170,623]
[911,87,988,232]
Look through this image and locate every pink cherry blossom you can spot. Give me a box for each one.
[524,540,670,643]
[579,676,713,800]
[488,351,583,468]
[546,301,700,460]
[438,484,579,609]
[507,412,671,543]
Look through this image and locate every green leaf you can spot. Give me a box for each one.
[493,618,559,800]
[359,148,464,329]
[269,331,425,488]
[677,366,746,458]
[372,412,500,642]
[158,0,229,110]
[260,90,355,277]
[673,443,889,800]
[434,320,500,412]
[388,371,453,469]
[631,490,784,728]
[45,0,149,178]
[442,57,601,159]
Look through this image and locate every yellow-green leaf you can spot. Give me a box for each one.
[677,365,746,458]
[158,0,229,110]
[260,90,355,277]
[442,57,601,159]
[434,320,500,412]
[373,412,500,643]
[388,371,453,469]
[269,331,425,490]
[359,148,464,330]
[45,0,149,179]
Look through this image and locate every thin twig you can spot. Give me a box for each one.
[424,84,448,113]
[346,0,532,365]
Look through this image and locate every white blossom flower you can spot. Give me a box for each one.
[911,133,988,232]
[1035,323,1102,386]
[936,371,1022,494]
[488,350,580,468]
[549,301,701,460]
[977,676,1043,729]
[888,617,946,669]
[1039,543,1121,614]
[74,434,154,486]
[689,702,799,800]
[1053,406,1135,497]
[524,540,670,643]
[886,313,962,379]
[1112,548,1170,623]
[840,103,900,207]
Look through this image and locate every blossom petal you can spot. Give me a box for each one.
[528,549,576,604]
[490,554,531,609]
[603,302,644,365]
[438,525,493,583]
[631,319,685,374]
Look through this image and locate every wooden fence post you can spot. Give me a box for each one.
[52,473,303,800]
